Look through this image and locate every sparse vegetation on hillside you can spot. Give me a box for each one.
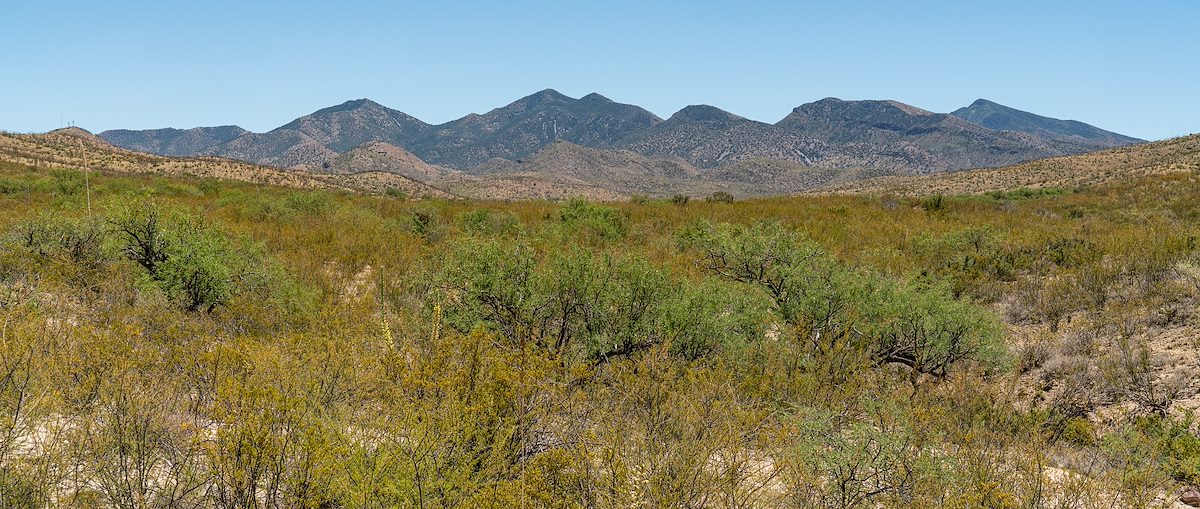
[3,158,1200,507]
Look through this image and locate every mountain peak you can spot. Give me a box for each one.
[523,88,572,103]
[580,92,613,103]
[313,98,386,115]
[790,98,932,117]
[668,105,743,123]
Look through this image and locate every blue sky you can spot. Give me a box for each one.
[2,0,1196,140]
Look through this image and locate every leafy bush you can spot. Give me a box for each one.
[11,214,110,287]
[681,221,1006,376]
[663,278,774,360]
[283,191,333,215]
[557,198,626,240]
[438,238,766,362]
[50,168,84,195]
[459,208,519,236]
[0,177,33,195]
[920,194,945,211]
[155,218,244,312]
[112,204,263,312]
[410,206,443,240]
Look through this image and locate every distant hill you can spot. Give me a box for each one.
[951,99,1143,150]
[328,141,450,183]
[0,128,452,198]
[470,140,699,195]
[775,98,1075,173]
[100,126,248,157]
[200,99,431,170]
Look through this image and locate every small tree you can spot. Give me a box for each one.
[112,206,169,277]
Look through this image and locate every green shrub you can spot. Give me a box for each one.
[112,204,262,312]
[284,191,334,215]
[671,194,690,206]
[11,214,110,287]
[411,206,443,240]
[558,198,626,240]
[155,218,241,312]
[1060,417,1097,446]
[682,221,1006,376]
[866,277,1006,377]
[50,168,84,195]
[664,278,773,360]
[920,194,945,212]
[0,177,32,195]
[438,238,767,363]
[460,209,519,236]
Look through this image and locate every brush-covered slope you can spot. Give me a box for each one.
[816,132,1200,196]
[469,140,699,195]
[327,141,451,183]
[0,128,452,198]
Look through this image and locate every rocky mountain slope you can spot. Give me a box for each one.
[776,98,1076,173]
[198,99,431,171]
[613,105,833,168]
[100,125,248,157]
[408,89,662,169]
[952,98,1143,150]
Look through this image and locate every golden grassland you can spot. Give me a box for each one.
[3,149,1200,507]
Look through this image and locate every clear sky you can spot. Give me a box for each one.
[2,0,1196,140]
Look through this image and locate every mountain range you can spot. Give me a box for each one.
[5,126,1193,203]
[99,90,1143,190]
